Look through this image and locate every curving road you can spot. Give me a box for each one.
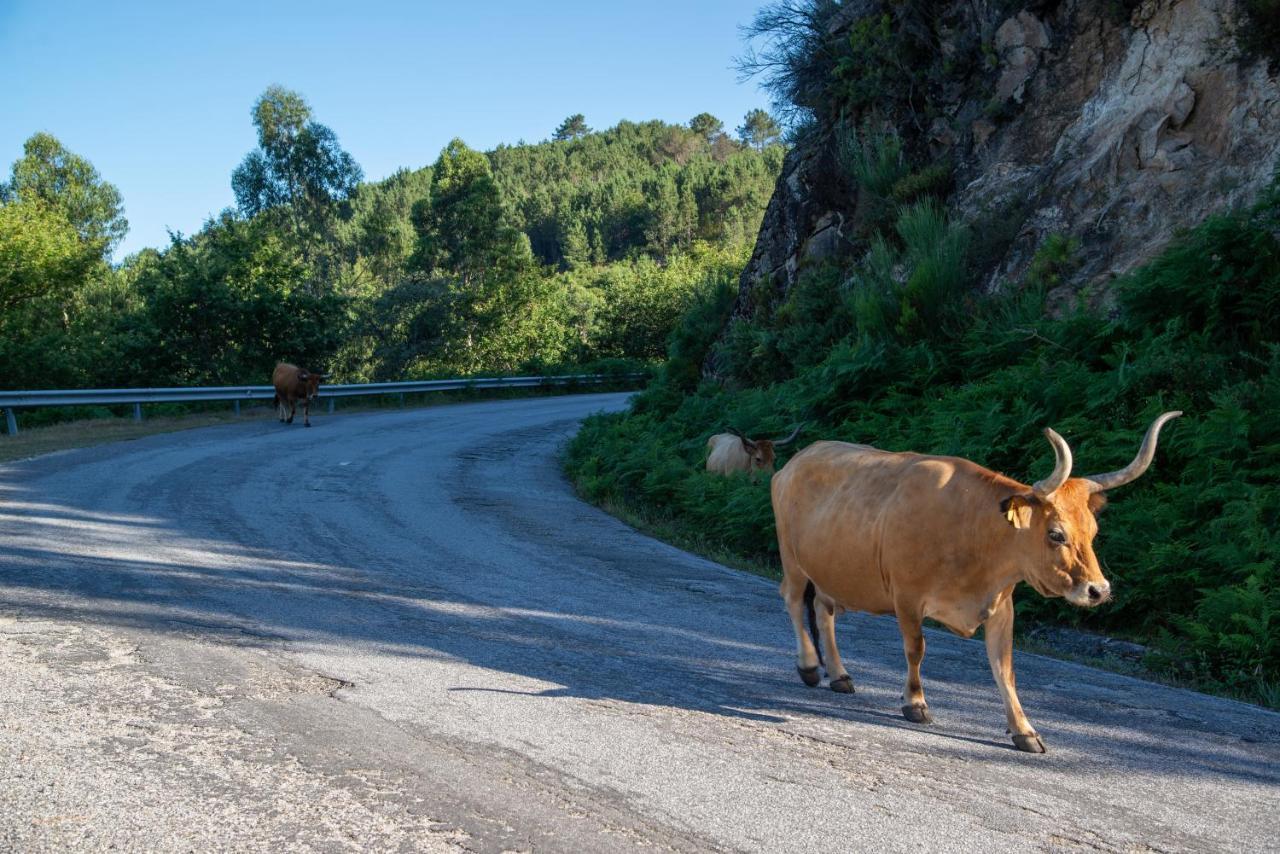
[1,393,1277,852]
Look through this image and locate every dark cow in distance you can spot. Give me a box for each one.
[771,412,1181,752]
[272,362,327,427]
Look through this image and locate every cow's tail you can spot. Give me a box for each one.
[803,580,824,667]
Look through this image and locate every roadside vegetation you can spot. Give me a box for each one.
[567,1,1280,708]
[1,88,782,402]
[568,170,1280,710]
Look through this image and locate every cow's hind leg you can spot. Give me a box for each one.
[814,592,853,693]
[896,608,932,723]
[286,399,296,424]
[780,569,821,687]
[303,398,311,427]
[985,590,1045,753]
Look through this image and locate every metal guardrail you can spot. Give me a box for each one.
[0,373,643,436]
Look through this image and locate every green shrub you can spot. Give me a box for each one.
[838,122,907,199]
[1026,234,1081,289]
[890,159,953,204]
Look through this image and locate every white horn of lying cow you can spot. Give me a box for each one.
[1030,428,1073,498]
[1082,411,1182,493]
[773,423,804,447]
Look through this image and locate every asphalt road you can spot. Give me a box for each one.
[1,393,1277,852]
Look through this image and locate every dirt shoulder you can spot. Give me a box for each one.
[0,611,466,852]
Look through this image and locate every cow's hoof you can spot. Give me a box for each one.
[797,665,821,687]
[1012,733,1047,753]
[902,703,933,724]
[305,423,311,428]
[829,674,854,694]
[287,418,294,424]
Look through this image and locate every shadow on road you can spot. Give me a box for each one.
[2,403,1278,797]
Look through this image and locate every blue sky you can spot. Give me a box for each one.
[1,0,772,258]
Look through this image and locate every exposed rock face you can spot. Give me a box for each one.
[994,11,1052,103]
[732,141,854,314]
[728,0,1280,330]
[963,0,1280,299]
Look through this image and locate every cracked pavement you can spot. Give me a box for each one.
[1,393,1277,852]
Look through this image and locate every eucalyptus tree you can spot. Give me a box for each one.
[2,132,127,257]
[0,198,95,314]
[231,86,362,277]
[0,134,124,390]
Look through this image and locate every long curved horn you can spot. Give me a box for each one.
[726,426,755,450]
[1031,428,1073,498]
[773,423,804,447]
[1082,411,1182,493]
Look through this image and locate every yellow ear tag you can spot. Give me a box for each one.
[1006,500,1033,529]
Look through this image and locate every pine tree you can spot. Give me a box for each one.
[553,114,590,141]
[689,113,724,143]
[737,109,782,151]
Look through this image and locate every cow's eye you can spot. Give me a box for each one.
[1048,528,1068,545]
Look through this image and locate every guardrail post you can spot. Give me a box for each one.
[327,399,334,414]
[233,400,240,416]
[397,393,404,408]
[4,409,17,437]
[133,403,142,422]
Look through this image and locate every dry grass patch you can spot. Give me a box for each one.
[0,411,263,464]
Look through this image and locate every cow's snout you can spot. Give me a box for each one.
[1067,579,1111,607]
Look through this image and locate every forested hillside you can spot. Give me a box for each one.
[567,0,1280,705]
[0,87,783,391]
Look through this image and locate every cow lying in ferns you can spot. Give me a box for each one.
[705,425,803,477]
[771,412,1181,753]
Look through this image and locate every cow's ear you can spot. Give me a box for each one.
[1000,494,1038,529]
[1088,492,1108,515]
[739,436,756,452]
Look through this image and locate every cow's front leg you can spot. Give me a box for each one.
[896,608,932,723]
[303,397,311,427]
[814,594,853,693]
[985,590,1045,753]
[287,399,296,424]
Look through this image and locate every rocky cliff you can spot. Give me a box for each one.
[730,0,1280,325]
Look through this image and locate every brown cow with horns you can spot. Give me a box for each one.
[771,412,1181,752]
[272,362,327,427]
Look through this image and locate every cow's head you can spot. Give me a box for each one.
[1001,412,1181,608]
[731,424,804,471]
[298,369,327,401]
